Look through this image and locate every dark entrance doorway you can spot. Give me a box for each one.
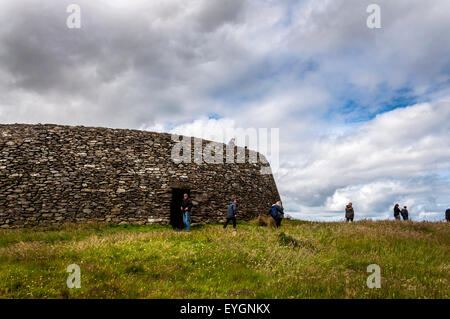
[170,188,190,229]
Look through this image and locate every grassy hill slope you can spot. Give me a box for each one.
[0,220,448,298]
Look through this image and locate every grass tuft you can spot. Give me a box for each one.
[278,232,300,247]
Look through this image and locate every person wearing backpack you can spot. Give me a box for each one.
[345,202,354,222]
[401,206,409,221]
[223,199,237,229]
[269,201,284,228]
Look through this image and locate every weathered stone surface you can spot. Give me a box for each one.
[0,124,280,228]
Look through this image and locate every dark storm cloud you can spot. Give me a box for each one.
[0,0,251,128]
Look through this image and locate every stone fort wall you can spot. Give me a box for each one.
[0,124,280,228]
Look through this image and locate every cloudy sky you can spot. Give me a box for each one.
[1,0,449,221]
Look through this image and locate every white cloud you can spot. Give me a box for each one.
[280,99,450,220]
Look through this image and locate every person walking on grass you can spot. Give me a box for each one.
[270,201,284,228]
[446,208,450,222]
[223,198,237,229]
[181,193,193,232]
[401,206,409,221]
[394,204,401,220]
[345,202,354,222]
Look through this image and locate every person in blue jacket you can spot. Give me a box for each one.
[269,201,284,228]
[223,199,237,229]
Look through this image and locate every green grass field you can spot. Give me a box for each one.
[0,219,448,299]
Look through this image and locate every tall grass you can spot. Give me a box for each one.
[0,220,448,298]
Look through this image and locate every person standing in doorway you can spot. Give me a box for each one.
[181,193,193,232]
[345,202,354,222]
[223,199,237,229]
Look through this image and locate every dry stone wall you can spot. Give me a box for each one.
[0,124,280,228]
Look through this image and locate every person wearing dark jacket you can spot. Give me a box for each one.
[345,202,354,222]
[401,206,409,221]
[181,193,193,231]
[446,208,450,222]
[270,201,284,228]
[393,204,401,220]
[223,199,237,229]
